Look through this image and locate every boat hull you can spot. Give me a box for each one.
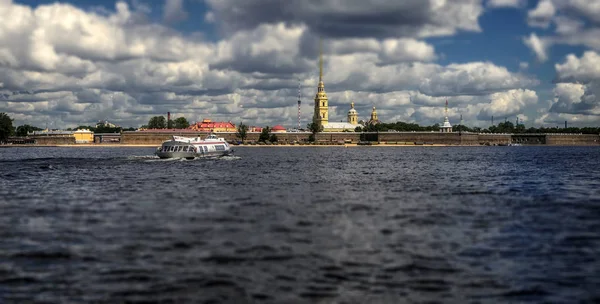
[155,149,233,159]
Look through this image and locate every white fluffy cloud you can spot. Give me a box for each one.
[524,0,600,56]
[527,0,556,28]
[523,33,549,62]
[547,51,600,117]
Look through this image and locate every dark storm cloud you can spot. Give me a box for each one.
[210,55,312,75]
[206,0,482,39]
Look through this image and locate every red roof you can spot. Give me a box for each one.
[272,125,286,131]
[188,120,235,131]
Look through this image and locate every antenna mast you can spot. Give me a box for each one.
[297,81,301,130]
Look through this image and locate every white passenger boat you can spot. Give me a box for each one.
[155,133,233,159]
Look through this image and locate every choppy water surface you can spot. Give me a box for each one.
[1,146,599,303]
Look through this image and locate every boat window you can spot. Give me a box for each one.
[215,145,225,151]
[203,146,207,152]
[183,146,188,152]
[171,146,175,152]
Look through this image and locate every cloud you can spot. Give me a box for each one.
[549,51,600,116]
[0,0,543,129]
[519,62,529,70]
[487,0,526,8]
[523,1,600,53]
[163,0,188,23]
[555,51,600,83]
[527,0,556,28]
[523,33,549,62]
[477,89,538,119]
[204,0,483,39]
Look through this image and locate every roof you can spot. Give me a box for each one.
[271,125,286,131]
[324,122,358,129]
[189,121,236,129]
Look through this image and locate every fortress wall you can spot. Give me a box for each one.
[120,131,599,146]
[478,134,512,145]
[32,136,76,145]
[377,132,479,145]
[545,134,600,145]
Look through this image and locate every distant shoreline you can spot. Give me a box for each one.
[0,143,465,148]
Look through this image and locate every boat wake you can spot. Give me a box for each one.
[127,155,160,160]
[219,155,241,161]
[127,155,240,162]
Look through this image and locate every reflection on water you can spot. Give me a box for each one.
[0,146,599,303]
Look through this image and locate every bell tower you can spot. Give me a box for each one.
[347,101,358,125]
[313,39,329,127]
[370,106,378,121]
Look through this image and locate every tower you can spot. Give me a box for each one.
[313,39,329,127]
[370,106,378,122]
[297,81,301,130]
[440,99,453,133]
[347,101,358,125]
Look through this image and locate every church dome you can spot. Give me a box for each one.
[348,108,357,114]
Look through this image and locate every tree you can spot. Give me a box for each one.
[354,126,362,132]
[236,122,248,142]
[259,126,271,142]
[0,113,14,143]
[147,116,166,129]
[173,117,189,129]
[15,124,42,136]
[269,133,278,142]
[306,122,322,142]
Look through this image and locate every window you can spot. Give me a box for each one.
[215,145,225,151]
[183,146,188,152]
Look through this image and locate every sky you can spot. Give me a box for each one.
[1,0,600,129]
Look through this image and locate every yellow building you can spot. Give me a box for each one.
[313,39,329,128]
[366,106,381,126]
[73,129,94,143]
[313,40,361,132]
[348,101,358,124]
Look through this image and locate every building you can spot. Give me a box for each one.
[73,129,94,143]
[28,128,93,143]
[348,101,358,124]
[440,100,453,133]
[96,120,118,128]
[313,39,329,129]
[249,126,263,132]
[312,41,362,132]
[271,125,287,133]
[188,119,236,132]
[366,106,381,126]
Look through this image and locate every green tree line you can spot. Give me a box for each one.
[142,116,189,129]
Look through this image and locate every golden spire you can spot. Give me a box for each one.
[319,38,323,82]
[351,101,354,108]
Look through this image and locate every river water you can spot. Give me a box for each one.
[0,146,599,303]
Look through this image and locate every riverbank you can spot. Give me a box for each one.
[0,143,462,148]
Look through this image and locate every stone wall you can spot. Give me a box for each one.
[377,132,479,145]
[31,136,76,145]
[478,134,512,145]
[545,134,600,145]
[121,131,600,146]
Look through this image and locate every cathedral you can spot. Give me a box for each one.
[313,41,373,132]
